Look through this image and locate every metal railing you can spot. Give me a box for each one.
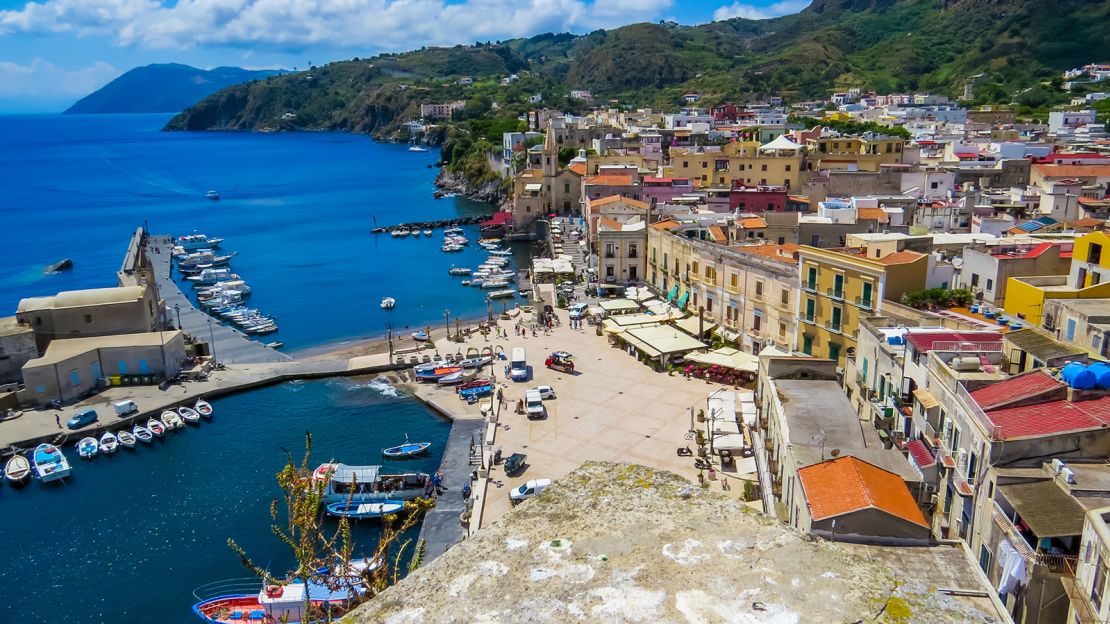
[802,280,818,292]
[854,296,873,309]
[801,313,816,324]
[825,321,842,334]
[1059,559,1107,624]
[826,288,845,300]
[992,503,1036,562]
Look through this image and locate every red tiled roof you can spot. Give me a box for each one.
[734,243,800,264]
[904,331,1004,354]
[969,369,1063,411]
[797,456,928,528]
[874,250,925,265]
[983,397,1110,440]
[567,163,587,176]
[481,211,513,227]
[1034,164,1110,178]
[586,174,636,186]
[650,219,680,231]
[906,439,936,469]
[857,207,889,223]
[1075,217,1108,226]
[738,217,767,229]
[708,226,727,242]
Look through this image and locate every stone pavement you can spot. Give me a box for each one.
[147,235,291,364]
[415,418,485,562]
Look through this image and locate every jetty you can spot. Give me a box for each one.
[370,214,491,235]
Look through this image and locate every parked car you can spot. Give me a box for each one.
[530,385,556,400]
[111,400,138,416]
[568,303,589,320]
[66,408,98,430]
[510,478,551,504]
[524,390,545,419]
[504,452,527,476]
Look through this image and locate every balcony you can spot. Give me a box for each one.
[825,321,842,334]
[854,296,873,309]
[628,251,638,258]
[826,288,845,301]
[802,280,818,292]
[604,252,616,259]
[1060,559,1103,624]
[855,371,868,388]
[750,291,764,302]
[801,313,816,324]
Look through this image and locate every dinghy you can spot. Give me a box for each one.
[133,425,153,444]
[147,418,166,437]
[437,371,465,386]
[161,410,183,430]
[4,454,31,483]
[411,330,430,341]
[178,406,201,424]
[380,297,396,310]
[77,437,99,459]
[99,431,119,454]
[194,399,213,418]
[117,430,137,448]
[33,444,71,482]
[325,500,406,520]
[382,437,432,458]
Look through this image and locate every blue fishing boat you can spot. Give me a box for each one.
[411,330,430,341]
[33,443,71,482]
[382,437,431,458]
[458,382,493,399]
[325,500,406,520]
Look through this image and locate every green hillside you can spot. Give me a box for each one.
[166,0,1110,135]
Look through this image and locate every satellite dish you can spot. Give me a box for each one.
[829,449,841,457]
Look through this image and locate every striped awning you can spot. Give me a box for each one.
[676,291,690,309]
[667,284,679,302]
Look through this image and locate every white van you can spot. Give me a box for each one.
[525,390,545,419]
[112,400,138,415]
[568,302,589,320]
[509,347,528,381]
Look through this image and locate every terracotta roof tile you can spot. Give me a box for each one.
[798,456,927,527]
[708,226,727,242]
[585,174,635,186]
[597,216,623,231]
[567,163,587,176]
[984,398,1110,440]
[650,219,680,231]
[1075,217,1107,227]
[738,217,767,229]
[1035,164,1110,178]
[857,208,889,223]
[969,370,1063,411]
[734,244,800,264]
[906,439,936,469]
[874,250,925,265]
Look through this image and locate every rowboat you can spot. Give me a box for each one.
[382,437,431,458]
[195,399,214,418]
[5,454,31,483]
[178,406,201,424]
[325,500,406,519]
[415,365,462,382]
[33,444,72,482]
[147,418,166,437]
[117,430,137,448]
[77,437,99,459]
[161,410,184,430]
[458,382,493,399]
[411,331,430,341]
[460,356,492,369]
[437,371,465,386]
[457,377,491,391]
[133,424,153,444]
[99,431,119,454]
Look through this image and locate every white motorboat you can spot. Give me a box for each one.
[448,267,472,276]
[195,400,213,418]
[444,227,463,235]
[147,418,166,437]
[133,424,153,444]
[33,444,71,482]
[266,341,284,349]
[408,145,429,152]
[178,406,201,424]
[488,289,517,299]
[161,410,184,430]
[206,190,220,200]
[178,233,223,251]
[312,463,430,504]
[186,268,240,286]
[99,431,119,454]
[489,249,512,256]
[5,454,31,483]
[117,430,137,448]
[380,297,396,310]
[77,437,99,459]
[423,229,433,236]
[392,228,411,237]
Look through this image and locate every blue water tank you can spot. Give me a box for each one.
[1088,362,1110,388]
[970,304,980,313]
[1062,362,1098,390]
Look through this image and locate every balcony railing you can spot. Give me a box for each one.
[604,252,616,259]
[1060,559,1104,624]
[802,280,818,292]
[826,288,845,300]
[854,296,873,309]
[825,321,842,334]
[628,252,638,258]
[992,503,1036,562]
[801,313,816,324]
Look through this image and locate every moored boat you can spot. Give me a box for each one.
[33,444,71,482]
[191,576,363,624]
[99,431,119,454]
[437,371,465,386]
[77,437,99,458]
[133,425,153,444]
[117,430,137,448]
[147,418,166,437]
[488,289,517,299]
[380,297,396,310]
[460,355,492,369]
[447,267,472,276]
[5,454,31,483]
[195,400,214,418]
[414,365,462,382]
[411,331,430,342]
[266,341,284,349]
[382,437,431,458]
[312,463,430,504]
[325,500,406,519]
[178,406,201,424]
[162,410,184,430]
[178,233,223,250]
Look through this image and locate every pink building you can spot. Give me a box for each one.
[729,183,790,212]
[643,177,694,207]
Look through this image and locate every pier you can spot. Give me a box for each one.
[370,214,492,235]
[416,417,486,562]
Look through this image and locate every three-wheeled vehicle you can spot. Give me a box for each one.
[545,351,575,373]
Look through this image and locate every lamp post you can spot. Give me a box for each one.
[387,321,394,361]
[174,303,181,330]
[207,318,217,361]
[445,309,451,341]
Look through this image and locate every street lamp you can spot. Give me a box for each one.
[207,318,217,361]
[174,303,181,330]
[445,309,451,341]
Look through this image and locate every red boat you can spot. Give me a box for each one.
[457,378,491,392]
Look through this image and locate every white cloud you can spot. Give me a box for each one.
[712,0,808,21]
[0,57,119,97]
[0,0,674,51]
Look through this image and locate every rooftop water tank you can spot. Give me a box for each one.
[1088,362,1110,388]
[1062,362,1097,390]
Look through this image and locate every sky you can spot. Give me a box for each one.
[0,0,812,113]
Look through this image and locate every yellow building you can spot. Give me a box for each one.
[663,140,803,190]
[797,247,928,366]
[1003,231,1110,324]
[805,136,905,172]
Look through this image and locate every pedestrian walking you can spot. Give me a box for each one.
[432,471,443,495]
[55,414,61,429]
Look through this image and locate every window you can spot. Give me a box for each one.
[785,164,791,171]
[967,451,979,484]
[605,265,615,278]
[730,274,738,291]
[930,181,939,189]
[806,266,817,288]
[802,334,813,355]
[1093,553,1108,611]
[832,274,844,297]
[979,546,992,574]
[779,322,786,337]
[761,164,767,172]
[1090,243,1103,265]
[564,183,570,193]
[753,310,761,332]
[628,244,637,258]
[986,278,994,291]
[861,282,873,308]
[829,343,840,362]
[604,243,616,258]
[706,297,713,313]
[701,162,708,169]
[629,266,637,281]
[69,369,80,387]
[781,290,789,306]
[830,306,842,331]
[755,281,763,297]
[682,161,689,168]
[778,236,785,245]
[970,273,979,287]
[804,298,815,321]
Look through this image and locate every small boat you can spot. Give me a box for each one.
[382,437,432,458]
[380,297,396,310]
[458,382,493,399]
[162,410,184,430]
[461,356,492,369]
[408,144,429,152]
[178,406,201,424]
[133,425,153,444]
[177,233,224,251]
[326,500,406,519]
[117,430,137,448]
[5,454,31,483]
[489,249,512,256]
[147,418,166,437]
[206,190,220,200]
[266,341,284,349]
[448,267,472,276]
[423,229,433,236]
[479,399,493,415]
[77,437,99,458]
[437,371,465,386]
[195,400,214,418]
[411,331,430,342]
[488,289,517,299]
[444,227,463,235]
[313,463,430,504]
[99,431,119,454]
[415,365,462,383]
[33,444,71,482]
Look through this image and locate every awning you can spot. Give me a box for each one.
[674,315,718,338]
[998,480,1086,538]
[685,348,759,372]
[622,325,707,358]
[676,291,690,309]
[715,326,740,342]
[666,284,679,302]
[599,298,640,314]
[912,388,940,410]
[525,183,542,191]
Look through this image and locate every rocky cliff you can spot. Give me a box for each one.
[347,462,1006,623]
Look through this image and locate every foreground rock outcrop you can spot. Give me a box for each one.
[348,462,1005,624]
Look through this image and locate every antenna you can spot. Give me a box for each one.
[811,429,828,461]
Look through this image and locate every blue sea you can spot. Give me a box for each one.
[0,113,528,351]
[0,114,506,622]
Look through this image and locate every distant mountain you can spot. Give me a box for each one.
[65,64,284,114]
[166,0,1110,135]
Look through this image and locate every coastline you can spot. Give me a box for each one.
[295,312,501,361]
